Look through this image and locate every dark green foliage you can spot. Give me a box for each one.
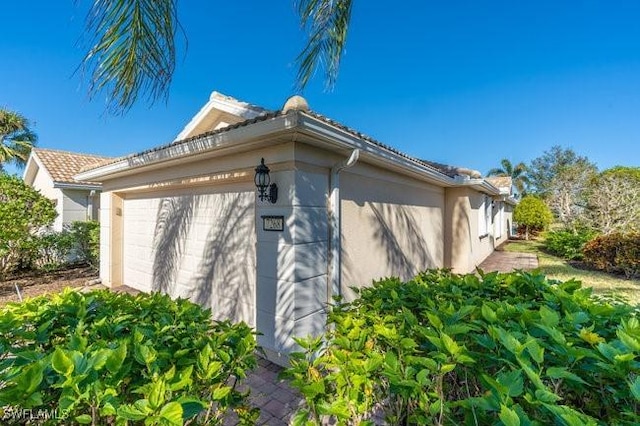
[0,290,259,425]
[68,221,100,268]
[584,233,640,279]
[285,270,640,425]
[0,174,56,279]
[545,228,598,260]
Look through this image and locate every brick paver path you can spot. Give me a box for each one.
[227,358,304,425]
[478,250,538,272]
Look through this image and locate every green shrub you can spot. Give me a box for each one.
[513,196,553,239]
[0,174,56,279]
[285,270,640,425]
[0,290,259,425]
[584,233,640,279]
[68,221,100,268]
[544,228,597,260]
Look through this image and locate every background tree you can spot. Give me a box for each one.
[527,146,597,226]
[584,166,640,234]
[487,158,529,195]
[81,0,353,113]
[513,195,553,240]
[0,108,37,171]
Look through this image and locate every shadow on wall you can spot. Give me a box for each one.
[151,196,201,294]
[150,192,255,326]
[369,203,435,279]
[342,202,438,300]
[450,197,472,272]
[189,194,254,325]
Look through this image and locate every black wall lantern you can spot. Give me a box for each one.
[254,158,278,203]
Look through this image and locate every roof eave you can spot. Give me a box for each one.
[296,113,456,186]
[53,182,103,190]
[75,113,297,182]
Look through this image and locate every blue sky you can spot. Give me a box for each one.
[2,1,640,176]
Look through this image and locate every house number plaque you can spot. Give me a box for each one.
[262,215,284,231]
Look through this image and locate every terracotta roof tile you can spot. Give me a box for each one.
[34,148,112,186]
[485,176,513,191]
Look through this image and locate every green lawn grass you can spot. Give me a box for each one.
[504,239,640,305]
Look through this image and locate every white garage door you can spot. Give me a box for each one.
[122,185,256,326]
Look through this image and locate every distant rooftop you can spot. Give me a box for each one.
[33,148,112,185]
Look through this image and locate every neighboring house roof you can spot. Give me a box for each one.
[24,148,112,189]
[76,92,502,196]
[485,176,513,193]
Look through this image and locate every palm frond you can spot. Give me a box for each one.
[80,0,183,114]
[295,0,353,92]
[0,109,37,169]
[487,167,507,177]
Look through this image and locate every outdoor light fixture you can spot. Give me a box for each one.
[254,158,278,203]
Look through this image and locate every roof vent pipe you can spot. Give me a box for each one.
[328,149,360,302]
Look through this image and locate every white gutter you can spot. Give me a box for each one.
[328,149,360,301]
[453,176,501,196]
[54,182,102,191]
[297,114,456,187]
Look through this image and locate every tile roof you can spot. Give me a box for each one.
[485,176,513,191]
[78,105,478,184]
[34,148,112,186]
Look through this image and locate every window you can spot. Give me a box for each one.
[495,201,503,238]
[479,196,492,238]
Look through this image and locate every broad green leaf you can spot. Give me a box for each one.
[117,403,148,421]
[546,367,587,385]
[497,370,524,397]
[617,330,640,351]
[101,402,117,416]
[499,404,520,426]
[441,333,461,356]
[106,343,127,373]
[212,386,231,400]
[177,398,206,420]
[481,304,498,323]
[534,389,561,403]
[426,313,443,330]
[149,379,167,409]
[159,401,183,425]
[75,414,92,424]
[539,306,560,328]
[17,362,44,394]
[52,348,74,376]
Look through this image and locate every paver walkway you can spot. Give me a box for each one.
[227,358,304,425]
[478,249,538,272]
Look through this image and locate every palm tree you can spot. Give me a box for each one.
[487,159,529,195]
[80,0,353,113]
[0,109,37,171]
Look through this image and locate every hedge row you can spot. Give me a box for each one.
[584,233,640,279]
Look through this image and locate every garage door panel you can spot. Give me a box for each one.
[122,188,256,326]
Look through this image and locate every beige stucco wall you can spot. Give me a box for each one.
[445,187,506,273]
[31,166,64,231]
[340,163,445,300]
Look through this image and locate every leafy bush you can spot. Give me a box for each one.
[583,233,640,279]
[544,228,597,260]
[0,174,56,279]
[68,221,100,268]
[513,196,553,239]
[0,290,259,425]
[285,270,640,425]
